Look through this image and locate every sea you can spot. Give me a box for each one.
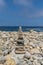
[0,26,43,32]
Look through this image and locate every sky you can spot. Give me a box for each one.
[0,0,43,26]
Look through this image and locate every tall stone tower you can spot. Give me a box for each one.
[15,26,25,54]
[18,26,23,39]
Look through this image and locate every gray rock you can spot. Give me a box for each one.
[33,60,41,65]
[24,52,31,59]
[0,56,6,64]
[26,60,33,65]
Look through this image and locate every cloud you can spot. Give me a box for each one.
[24,10,43,18]
[36,10,43,17]
[0,0,5,7]
[13,0,43,18]
[13,0,33,7]
[15,8,43,18]
[29,10,43,18]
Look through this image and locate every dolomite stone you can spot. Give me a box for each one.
[0,64,3,65]
[5,55,16,65]
[33,60,41,65]
[0,56,6,64]
[24,52,31,60]
[30,48,40,54]
[0,30,43,65]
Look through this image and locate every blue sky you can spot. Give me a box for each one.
[0,0,43,26]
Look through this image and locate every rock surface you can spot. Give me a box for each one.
[0,30,43,65]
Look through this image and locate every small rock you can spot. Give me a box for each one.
[24,52,31,60]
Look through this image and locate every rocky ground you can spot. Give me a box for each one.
[0,30,43,65]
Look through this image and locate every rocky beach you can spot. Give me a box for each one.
[0,29,43,65]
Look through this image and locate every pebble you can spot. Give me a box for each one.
[0,30,43,65]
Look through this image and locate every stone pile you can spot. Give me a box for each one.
[0,30,43,65]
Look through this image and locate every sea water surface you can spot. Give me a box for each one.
[0,26,43,32]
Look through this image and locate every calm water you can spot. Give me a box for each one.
[0,26,43,32]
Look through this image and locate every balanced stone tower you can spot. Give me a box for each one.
[15,26,25,54]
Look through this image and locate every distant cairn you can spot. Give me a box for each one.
[15,26,25,54]
[18,26,23,39]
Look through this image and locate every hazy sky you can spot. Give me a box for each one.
[0,0,43,26]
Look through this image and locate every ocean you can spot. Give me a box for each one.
[0,26,43,32]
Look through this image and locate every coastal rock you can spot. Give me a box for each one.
[33,60,41,65]
[5,55,16,65]
[24,52,31,60]
[0,56,6,64]
[30,48,40,54]
[0,30,43,65]
[0,50,3,56]
[0,64,3,65]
